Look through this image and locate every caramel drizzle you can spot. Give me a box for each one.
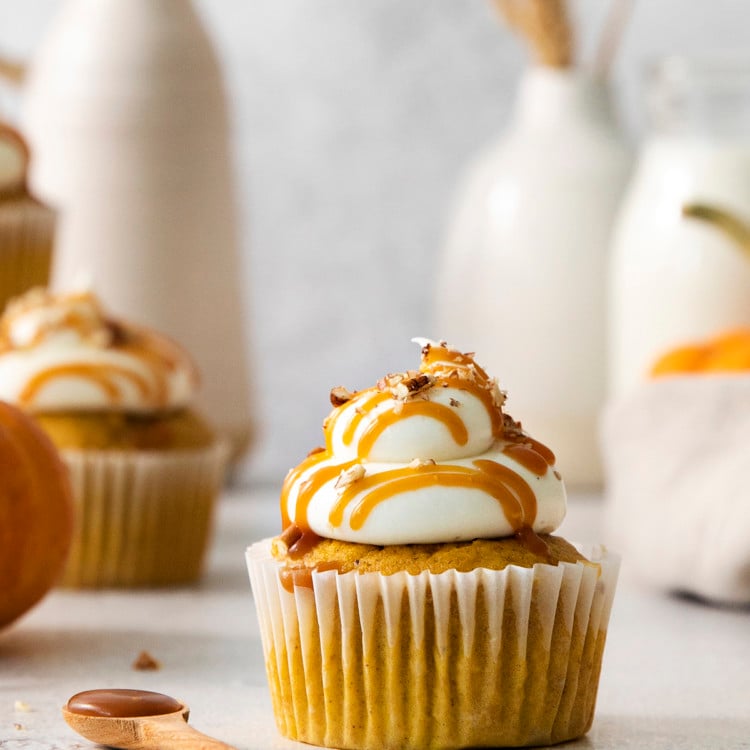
[20,363,153,407]
[0,291,105,351]
[290,458,359,532]
[279,345,556,558]
[329,459,536,532]
[443,374,504,438]
[2,295,195,408]
[337,389,390,445]
[357,400,468,458]
[280,448,330,528]
[502,440,555,476]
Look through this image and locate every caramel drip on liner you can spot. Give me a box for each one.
[357,399,468,458]
[20,363,153,407]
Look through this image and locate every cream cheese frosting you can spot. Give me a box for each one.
[0,288,198,413]
[281,339,567,545]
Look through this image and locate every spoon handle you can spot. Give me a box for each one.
[138,716,239,750]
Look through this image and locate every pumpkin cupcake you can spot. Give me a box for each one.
[247,339,618,749]
[0,287,229,587]
[0,123,55,312]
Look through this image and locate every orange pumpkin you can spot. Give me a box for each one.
[651,329,750,376]
[0,401,74,630]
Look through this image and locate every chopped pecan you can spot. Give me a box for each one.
[330,385,355,407]
[408,458,436,469]
[334,464,366,490]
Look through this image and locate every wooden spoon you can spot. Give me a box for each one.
[62,688,238,750]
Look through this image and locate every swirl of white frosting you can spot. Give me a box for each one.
[281,339,567,545]
[0,288,198,413]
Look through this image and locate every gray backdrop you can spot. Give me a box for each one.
[0,0,747,486]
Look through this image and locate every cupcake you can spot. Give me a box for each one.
[247,339,618,750]
[0,287,229,587]
[0,122,55,311]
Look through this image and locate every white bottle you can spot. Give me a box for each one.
[609,57,750,396]
[21,0,253,462]
[436,68,631,488]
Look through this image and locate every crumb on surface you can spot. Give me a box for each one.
[132,650,161,670]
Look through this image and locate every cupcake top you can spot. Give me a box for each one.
[281,339,566,546]
[0,288,198,414]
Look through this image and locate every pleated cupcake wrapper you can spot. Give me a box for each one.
[247,541,619,750]
[0,196,55,311]
[61,440,230,588]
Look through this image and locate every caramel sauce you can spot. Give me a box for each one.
[2,291,196,410]
[518,435,556,466]
[472,459,537,526]
[66,689,182,718]
[288,459,358,531]
[279,523,325,558]
[20,363,151,406]
[502,443,549,476]
[443,374,504,438]
[279,449,329,528]
[422,343,492,385]
[327,458,537,533]
[337,389,390,445]
[356,399,468,458]
[514,525,553,562]
[279,560,342,593]
[277,345,560,582]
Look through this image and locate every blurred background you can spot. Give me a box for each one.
[1,0,748,486]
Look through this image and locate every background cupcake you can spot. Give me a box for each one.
[248,339,618,749]
[0,287,229,587]
[0,122,55,312]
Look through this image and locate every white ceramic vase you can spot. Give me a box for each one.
[436,68,631,488]
[21,0,253,462]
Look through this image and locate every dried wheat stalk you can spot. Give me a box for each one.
[494,0,574,68]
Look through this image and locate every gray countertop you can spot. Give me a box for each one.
[2,488,749,750]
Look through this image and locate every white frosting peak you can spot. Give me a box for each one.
[0,288,198,413]
[281,340,566,545]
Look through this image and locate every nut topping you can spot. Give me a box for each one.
[330,386,355,407]
[408,458,437,469]
[335,463,366,490]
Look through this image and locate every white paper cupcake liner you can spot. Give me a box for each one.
[60,439,230,587]
[247,540,618,750]
[0,195,54,311]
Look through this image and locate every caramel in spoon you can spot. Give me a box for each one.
[63,688,237,750]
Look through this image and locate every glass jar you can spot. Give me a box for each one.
[608,56,750,396]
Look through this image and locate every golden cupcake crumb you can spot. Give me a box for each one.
[275,534,590,576]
